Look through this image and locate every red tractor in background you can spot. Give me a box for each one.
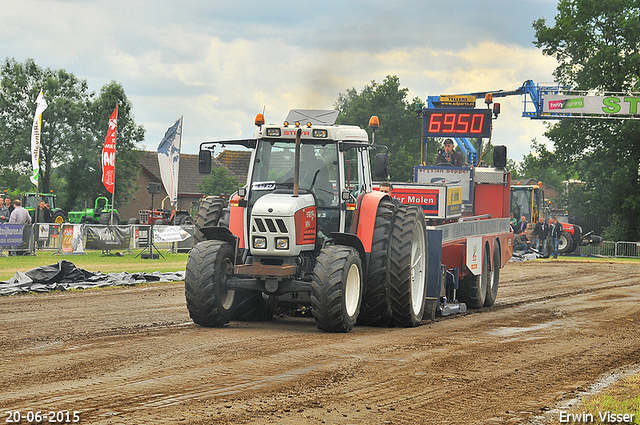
[131,195,194,226]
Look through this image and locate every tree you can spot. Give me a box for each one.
[334,76,423,182]
[0,58,144,213]
[533,0,640,240]
[199,167,239,197]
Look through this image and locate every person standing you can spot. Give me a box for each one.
[534,216,550,257]
[549,216,562,259]
[516,215,528,234]
[33,200,52,223]
[5,197,14,217]
[9,199,31,224]
[8,199,31,255]
[0,201,9,223]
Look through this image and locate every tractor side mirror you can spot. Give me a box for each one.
[199,149,212,174]
[373,153,388,178]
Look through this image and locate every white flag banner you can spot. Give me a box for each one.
[157,117,183,207]
[30,91,48,186]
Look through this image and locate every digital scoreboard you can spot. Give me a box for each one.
[423,108,492,138]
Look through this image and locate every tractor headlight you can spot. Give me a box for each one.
[275,237,289,250]
[253,237,267,249]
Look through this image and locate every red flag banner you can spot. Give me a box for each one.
[102,105,118,193]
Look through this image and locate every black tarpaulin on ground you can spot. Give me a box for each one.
[0,260,185,296]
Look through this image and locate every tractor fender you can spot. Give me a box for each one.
[329,232,367,280]
[560,221,575,235]
[354,190,387,254]
[199,226,239,257]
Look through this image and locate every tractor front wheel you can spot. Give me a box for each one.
[558,231,574,254]
[311,245,363,333]
[185,240,236,327]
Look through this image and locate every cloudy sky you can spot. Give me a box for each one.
[2,0,560,162]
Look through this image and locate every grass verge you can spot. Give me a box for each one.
[0,250,189,281]
[547,373,640,424]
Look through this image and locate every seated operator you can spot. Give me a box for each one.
[297,144,335,206]
[435,138,466,167]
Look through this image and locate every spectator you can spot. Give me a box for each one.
[513,232,529,251]
[509,213,517,230]
[5,197,14,216]
[8,199,31,255]
[9,199,31,224]
[380,182,392,193]
[33,200,52,224]
[524,223,535,250]
[516,215,528,234]
[549,216,562,259]
[435,139,466,167]
[534,216,550,257]
[0,201,9,223]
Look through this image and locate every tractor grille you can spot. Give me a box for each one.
[253,218,288,234]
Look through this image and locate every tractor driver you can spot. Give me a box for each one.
[298,144,335,206]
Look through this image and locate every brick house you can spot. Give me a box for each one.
[117,150,251,222]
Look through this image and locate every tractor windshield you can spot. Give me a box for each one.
[510,188,533,223]
[249,140,338,206]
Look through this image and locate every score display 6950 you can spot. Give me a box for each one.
[423,109,492,138]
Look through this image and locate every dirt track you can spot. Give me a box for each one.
[1,260,639,425]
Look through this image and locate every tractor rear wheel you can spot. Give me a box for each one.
[185,240,236,327]
[232,291,277,321]
[484,241,500,307]
[311,245,363,333]
[52,209,66,224]
[99,211,120,225]
[195,196,226,244]
[389,205,428,327]
[358,199,394,326]
[558,231,574,254]
[458,243,489,308]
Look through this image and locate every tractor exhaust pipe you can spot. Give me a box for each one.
[294,128,301,197]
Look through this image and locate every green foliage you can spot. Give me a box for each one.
[199,166,240,197]
[533,0,640,240]
[334,76,423,182]
[0,58,144,212]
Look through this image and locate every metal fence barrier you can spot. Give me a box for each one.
[0,223,196,256]
[576,240,640,259]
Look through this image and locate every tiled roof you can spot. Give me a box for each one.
[216,150,252,180]
[139,150,250,196]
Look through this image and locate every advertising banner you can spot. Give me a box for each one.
[30,92,48,185]
[0,224,26,247]
[61,225,85,254]
[157,117,183,207]
[85,225,130,250]
[102,105,118,193]
[543,94,640,116]
[153,226,192,243]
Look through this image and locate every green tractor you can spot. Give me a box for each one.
[22,192,66,223]
[68,197,121,225]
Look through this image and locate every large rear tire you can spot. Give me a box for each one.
[185,240,236,327]
[195,197,226,244]
[232,290,277,321]
[558,231,574,254]
[311,245,363,333]
[99,211,120,225]
[389,205,428,327]
[358,199,394,326]
[484,241,500,307]
[459,243,489,309]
